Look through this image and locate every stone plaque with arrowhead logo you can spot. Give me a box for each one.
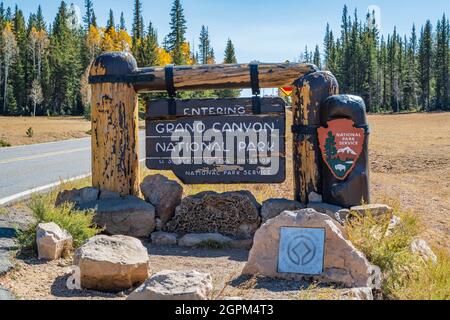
[278,227,325,275]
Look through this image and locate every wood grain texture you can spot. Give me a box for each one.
[91,81,140,196]
[133,63,319,92]
[292,71,339,204]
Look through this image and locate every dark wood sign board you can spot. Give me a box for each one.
[146,97,286,184]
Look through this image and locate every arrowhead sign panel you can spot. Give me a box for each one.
[146,97,286,184]
[279,86,294,97]
[317,119,364,180]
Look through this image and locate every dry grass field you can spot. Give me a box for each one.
[0,116,91,146]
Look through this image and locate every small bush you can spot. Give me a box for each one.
[346,205,450,300]
[0,139,11,147]
[18,194,101,251]
[26,127,34,138]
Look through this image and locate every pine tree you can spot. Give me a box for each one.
[198,25,211,64]
[217,38,240,98]
[120,12,126,31]
[313,45,321,69]
[418,21,433,111]
[106,9,115,32]
[12,6,27,114]
[435,15,449,110]
[132,0,144,47]
[325,131,337,160]
[167,0,187,65]
[83,0,94,30]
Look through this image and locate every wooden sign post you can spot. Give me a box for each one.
[292,72,339,204]
[89,51,338,204]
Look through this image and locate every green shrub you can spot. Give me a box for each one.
[346,206,450,300]
[18,194,101,251]
[0,139,11,147]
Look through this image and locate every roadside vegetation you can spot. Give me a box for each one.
[17,178,100,252]
[0,139,11,147]
[346,199,450,300]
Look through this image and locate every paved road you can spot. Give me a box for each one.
[0,132,146,205]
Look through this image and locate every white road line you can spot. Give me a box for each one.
[0,173,91,206]
[0,158,147,206]
[0,147,90,164]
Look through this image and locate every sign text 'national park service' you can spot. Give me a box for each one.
[146,98,286,184]
[317,118,364,180]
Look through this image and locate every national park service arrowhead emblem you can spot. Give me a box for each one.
[318,119,364,181]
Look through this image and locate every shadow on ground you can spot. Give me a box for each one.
[146,243,249,262]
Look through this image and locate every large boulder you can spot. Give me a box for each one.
[178,233,232,248]
[127,270,212,300]
[140,175,183,229]
[56,188,156,238]
[91,196,156,238]
[242,209,380,288]
[74,235,149,292]
[36,222,73,260]
[165,191,261,239]
[260,199,304,222]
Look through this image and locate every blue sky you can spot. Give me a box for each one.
[3,0,450,63]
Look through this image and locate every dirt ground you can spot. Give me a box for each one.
[0,112,449,300]
[2,242,347,300]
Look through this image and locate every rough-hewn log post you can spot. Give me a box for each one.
[292,71,339,204]
[89,52,140,196]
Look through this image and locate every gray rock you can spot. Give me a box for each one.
[337,209,351,223]
[92,196,156,238]
[0,238,18,251]
[0,285,15,300]
[74,235,150,292]
[0,227,18,251]
[0,250,13,276]
[178,233,233,248]
[36,222,73,260]
[141,175,183,229]
[385,215,401,237]
[308,192,323,203]
[340,287,374,300]
[230,239,254,250]
[127,270,213,300]
[99,189,121,200]
[55,187,99,207]
[411,238,437,263]
[151,232,178,246]
[350,204,393,219]
[242,209,381,288]
[165,191,261,239]
[261,199,304,222]
[55,188,156,238]
[308,202,344,224]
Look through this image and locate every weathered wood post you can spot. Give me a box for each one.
[292,71,339,204]
[89,52,140,196]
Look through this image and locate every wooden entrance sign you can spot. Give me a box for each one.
[89,51,338,203]
[146,98,286,184]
